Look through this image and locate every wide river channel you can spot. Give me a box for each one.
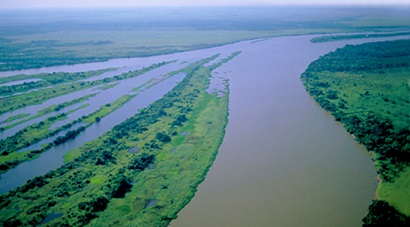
[172,35,409,226]
[1,34,408,226]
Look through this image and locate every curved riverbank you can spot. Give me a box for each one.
[301,39,410,224]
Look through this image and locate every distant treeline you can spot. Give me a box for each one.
[311,31,410,43]
[307,39,410,73]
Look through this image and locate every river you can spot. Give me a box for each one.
[172,35,410,226]
[1,34,408,225]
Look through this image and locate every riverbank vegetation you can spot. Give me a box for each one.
[301,39,410,225]
[1,7,409,71]
[0,53,235,226]
[310,31,410,43]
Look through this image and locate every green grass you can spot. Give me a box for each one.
[82,94,136,124]
[1,91,139,171]
[88,65,230,226]
[307,69,410,131]
[0,76,103,115]
[0,68,114,87]
[2,93,96,131]
[2,113,30,124]
[97,83,119,91]
[377,167,410,216]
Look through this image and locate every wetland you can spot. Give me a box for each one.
[1,6,409,226]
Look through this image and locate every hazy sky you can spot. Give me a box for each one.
[1,0,409,9]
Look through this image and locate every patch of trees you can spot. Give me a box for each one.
[18,176,48,193]
[172,114,188,126]
[156,132,171,143]
[129,153,155,171]
[363,200,409,226]
[53,126,86,145]
[95,150,116,166]
[338,114,410,182]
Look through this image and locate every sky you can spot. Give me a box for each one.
[1,0,409,9]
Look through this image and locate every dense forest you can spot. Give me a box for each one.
[301,39,410,225]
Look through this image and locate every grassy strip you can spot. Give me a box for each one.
[301,40,410,224]
[96,82,119,91]
[0,93,138,173]
[377,168,410,216]
[0,112,71,171]
[310,31,410,43]
[0,62,169,115]
[0,68,116,95]
[0,61,182,172]
[1,93,96,131]
[81,94,136,124]
[0,53,236,226]
[1,113,30,124]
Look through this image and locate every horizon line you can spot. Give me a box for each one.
[1,3,410,10]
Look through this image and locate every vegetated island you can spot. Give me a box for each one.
[0,62,169,173]
[0,52,238,226]
[301,39,410,225]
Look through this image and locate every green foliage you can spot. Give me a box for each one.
[307,40,410,73]
[0,63,166,173]
[156,132,171,143]
[301,39,410,222]
[53,126,86,145]
[0,69,114,95]
[0,53,237,226]
[363,200,409,226]
[311,31,410,43]
[0,62,167,114]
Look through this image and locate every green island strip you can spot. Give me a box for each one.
[96,82,119,91]
[310,31,410,43]
[81,94,136,124]
[1,113,30,124]
[301,39,410,225]
[0,92,136,173]
[0,52,236,226]
[0,61,170,115]
[0,61,179,173]
[1,93,96,131]
[0,68,116,95]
